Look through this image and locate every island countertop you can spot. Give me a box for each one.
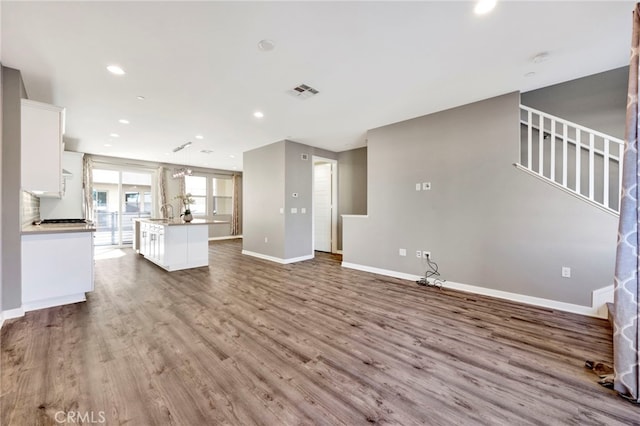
[134,218,230,226]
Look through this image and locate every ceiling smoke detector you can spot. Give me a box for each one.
[288,83,320,100]
[257,39,275,52]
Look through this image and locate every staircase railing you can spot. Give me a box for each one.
[517,105,624,215]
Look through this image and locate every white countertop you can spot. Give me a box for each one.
[135,218,230,226]
[22,223,96,235]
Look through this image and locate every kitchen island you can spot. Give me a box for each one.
[21,222,95,312]
[134,218,225,271]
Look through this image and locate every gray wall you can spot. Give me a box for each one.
[343,92,618,307]
[243,140,337,261]
[2,66,25,311]
[243,141,286,258]
[337,147,367,250]
[522,67,628,139]
[284,142,313,259]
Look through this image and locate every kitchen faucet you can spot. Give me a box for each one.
[160,203,174,219]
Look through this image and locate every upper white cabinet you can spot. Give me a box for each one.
[21,99,65,197]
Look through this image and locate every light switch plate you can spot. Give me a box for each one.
[291,208,298,214]
[301,208,306,214]
[399,248,407,256]
[415,183,421,191]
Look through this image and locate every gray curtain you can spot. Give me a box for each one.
[157,166,168,217]
[231,173,240,235]
[82,155,94,222]
[613,3,640,404]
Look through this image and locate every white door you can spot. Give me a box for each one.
[314,162,333,252]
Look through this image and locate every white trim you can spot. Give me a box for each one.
[341,262,421,282]
[592,285,614,319]
[1,307,26,329]
[208,235,243,241]
[23,293,87,313]
[242,250,314,264]
[336,250,343,254]
[312,156,339,254]
[514,163,619,217]
[341,262,609,319]
[341,214,368,218]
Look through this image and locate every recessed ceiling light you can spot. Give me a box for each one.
[109,133,120,138]
[258,39,276,52]
[136,95,145,100]
[474,0,497,15]
[253,111,264,118]
[107,65,126,75]
[104,143,112,147]
[229,154,236,159]
[118,119,130,124]
[195,134,204,140]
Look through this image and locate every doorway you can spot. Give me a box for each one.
[93,168,153,246]
[313,157,338,253]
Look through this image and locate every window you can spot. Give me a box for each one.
[93,190,108,211]
[185,175,207,215]
[212,176,233,215]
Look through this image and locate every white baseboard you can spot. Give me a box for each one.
[242,250,314,264]
[342,262,421,282]
[336,250,343,254]
[341,262,611,319]
[0,306,26,329]
[592,285,614,318]
[23,293,86,313]
[209,235,243,241]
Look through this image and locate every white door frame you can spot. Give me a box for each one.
[312,156,338,254]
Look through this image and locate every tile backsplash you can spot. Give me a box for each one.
[22,191,40,226]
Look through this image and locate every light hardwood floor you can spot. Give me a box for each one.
[1,240,638,425]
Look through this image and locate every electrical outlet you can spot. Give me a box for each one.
[561,266,571,278]
[423,251,431,259]
[416,250,422,258]
[399,248,407,256]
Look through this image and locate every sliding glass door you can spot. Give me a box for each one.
[93,168,153,246]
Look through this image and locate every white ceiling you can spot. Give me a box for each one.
[1,1,634,171]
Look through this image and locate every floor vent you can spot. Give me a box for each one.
[288,83,319,99]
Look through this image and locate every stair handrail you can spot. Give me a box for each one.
[518,105,624,215]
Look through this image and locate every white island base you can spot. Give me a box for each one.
[137,219,210,271]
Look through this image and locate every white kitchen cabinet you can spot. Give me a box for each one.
[39,151,84,218]
[21,230,94,311]
[21,99,65,197]
[138,220,209,271]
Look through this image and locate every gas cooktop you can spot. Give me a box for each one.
[34,219,88,225]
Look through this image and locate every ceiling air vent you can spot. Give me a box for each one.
[288,83,319,99]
